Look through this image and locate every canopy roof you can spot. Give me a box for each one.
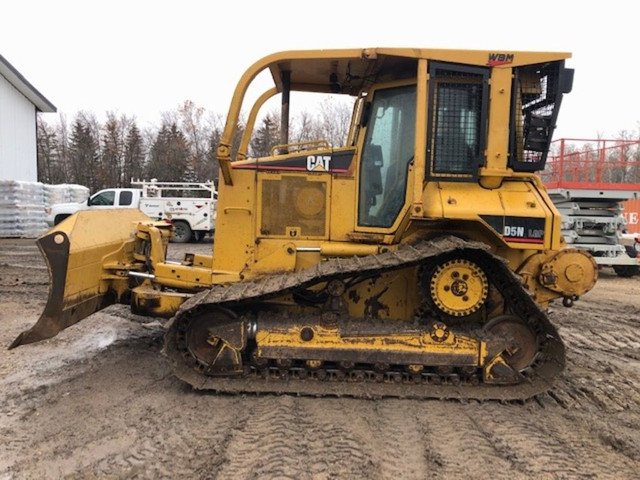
[255,47,571,95]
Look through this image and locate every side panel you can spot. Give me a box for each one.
[329,175,357,241]
[212,169,258,273]
[216,149,359,275]
[421,180,555,250]
[623,198,640,234]
[140,197,214,232]
[0,74,37,181]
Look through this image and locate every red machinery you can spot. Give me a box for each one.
[542,138,640,276]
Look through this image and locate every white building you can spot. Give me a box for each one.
[0,54,56,182]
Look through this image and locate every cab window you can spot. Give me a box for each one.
[358,85,416,228]
[119,190,133,206]
[89,190,115,206]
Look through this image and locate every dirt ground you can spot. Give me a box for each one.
[1,237,639,480]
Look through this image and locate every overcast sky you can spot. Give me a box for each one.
[2,0,638,141]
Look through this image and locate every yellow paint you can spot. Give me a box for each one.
[256,324,483,366]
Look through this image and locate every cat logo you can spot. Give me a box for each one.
[307,155,331,172]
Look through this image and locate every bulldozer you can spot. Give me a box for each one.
[11,48,598,401]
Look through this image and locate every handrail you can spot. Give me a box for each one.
[542,138,640,190]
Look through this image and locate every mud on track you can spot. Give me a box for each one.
[1,238,639,479]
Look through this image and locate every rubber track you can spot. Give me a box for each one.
[163,236,566,401]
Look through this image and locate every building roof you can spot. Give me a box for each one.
[0,54,56,113]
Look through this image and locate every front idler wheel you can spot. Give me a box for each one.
[183,307,245,375]
[483,315,538,371]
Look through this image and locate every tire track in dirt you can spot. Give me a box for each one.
[413,401,531,480]
[303,398,532,480]
[212,395,372,479]
[344,399,437,479]
[469,403,639,480]
[303,398,413,479]
[553,319,640,414]
[299,398,378,478]
[213,395,304,478]
[81,392,250,479]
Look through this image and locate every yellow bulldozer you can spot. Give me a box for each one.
[11,48,597,401]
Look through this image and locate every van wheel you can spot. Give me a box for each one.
[172,221,192,243]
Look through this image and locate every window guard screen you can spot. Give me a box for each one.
[427,64,487,180]
[509,61,570,172]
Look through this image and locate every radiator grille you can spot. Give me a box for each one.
[260,176,327,237]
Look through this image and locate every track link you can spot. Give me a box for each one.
[163,236,565,401]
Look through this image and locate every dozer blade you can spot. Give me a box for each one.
[9,209,153,349]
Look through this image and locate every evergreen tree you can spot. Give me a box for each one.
[100,113,124,187]
[249,111,280,157]
[146,122,189,181]
[68,114,100,190]
[123,122,145,185]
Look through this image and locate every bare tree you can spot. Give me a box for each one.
[55,113,70,183]
[178,100,210,182]
[36,116,59,184]
[316,97,354,147]
[291,110,315,144]
[205,112,226,182]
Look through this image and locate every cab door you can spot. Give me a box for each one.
[356,83,416,231]
[87,189,117,208]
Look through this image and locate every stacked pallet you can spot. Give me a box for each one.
[0,180,47,238]
[44,183,89,205]
[0,181,89,238]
